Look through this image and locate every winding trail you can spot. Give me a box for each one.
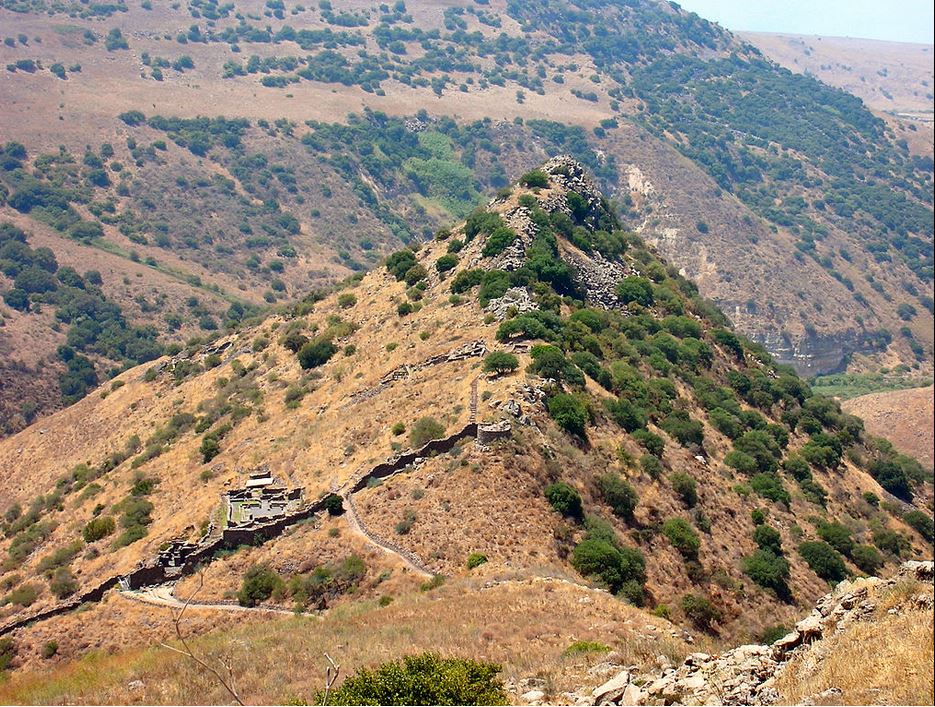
[119,583,296,616]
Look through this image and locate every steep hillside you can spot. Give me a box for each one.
[0,159,931,696]
[1,0,932,433]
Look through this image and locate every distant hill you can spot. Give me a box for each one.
[1,0,932,433]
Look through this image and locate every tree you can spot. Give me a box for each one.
[548,394,588,436]
[615,276,654,307]
[596,473,638,519]
[237,564,283,607]
[435,254,458,273]
[799,541,847,582]
[817,522,854,557]
[482,351,519,375]
[742,549,790,597]
[320,653,508,706]
[323,494,344,516]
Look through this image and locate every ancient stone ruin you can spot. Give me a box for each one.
[224,470,304,527]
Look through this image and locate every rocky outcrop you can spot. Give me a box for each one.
[588,561,934,706]
[485,287,539,320]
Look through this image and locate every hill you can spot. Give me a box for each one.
[1,0,932,433]
[0,159,931,698]
[842,385,934,472]
[740,33,934,123]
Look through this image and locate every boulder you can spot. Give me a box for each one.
[592,671,631,705]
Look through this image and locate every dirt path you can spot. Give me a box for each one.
[119,583,296,616]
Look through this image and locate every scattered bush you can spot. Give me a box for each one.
[596,473,638,519]
[409,417,445,448]
[82,515,115,543]
[753,525,782,555]
[237,564,283,607]
[669,471,698,508]
[903,510,934,544]
[681,593,720,631]
[851,544,885,575]
[799,541,847,582]
[297,337,337,370]
[466,552,488,570]
[662,518,700,559]
[544,482,583,521]
[320,653,508,706]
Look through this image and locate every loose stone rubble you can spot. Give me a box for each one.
[583,561,933,706]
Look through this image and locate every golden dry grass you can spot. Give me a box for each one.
[774,603,934,705]
[0,575,695,705]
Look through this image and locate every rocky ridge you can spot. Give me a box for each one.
[583,561,934,706]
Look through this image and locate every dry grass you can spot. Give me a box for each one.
[774,604,934,705]
[0,575,692,705]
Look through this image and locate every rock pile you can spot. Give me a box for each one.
[485,287,539,320]
[588,561,934,706]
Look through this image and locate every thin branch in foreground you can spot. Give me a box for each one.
[159,572,245,706]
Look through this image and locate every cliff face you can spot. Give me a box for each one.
[744,327,885,377]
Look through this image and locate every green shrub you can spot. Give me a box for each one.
[0,637,14,671]
[466,552,488,570]
[596,473,638,519]
[482,351,519,375]
[681,593,720,631]
[563,640,610,656]
[544,482,583,520]
[851,544,885,575]
[548,394,588,436]
[409,417,445,448]
[297,337,337,370]
[41,640,58,659]
[903,510,934,544]
[337,293,357,309]
[799,541,847,582]
[640,454,663,478]
[662,518,700,559]
[436,254,458,273]
[631,429,664,457]
[320,653,508,706]
[760,625,789,645]
[519,169,549,188]
[8,582,40,607]
[237,564,284,607]
[49,567,78,599]
[817,522,855,557]
[481,226,517,257]
[571,539,645,593]
[616,276,654,307]
[660,410,703,446]
[742,549,790,596]
[391,422,405,436]
[750,473,790,506]
[669,472,698,508]
[753,525,782,555]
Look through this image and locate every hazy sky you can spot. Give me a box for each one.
[675,0,935,44]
